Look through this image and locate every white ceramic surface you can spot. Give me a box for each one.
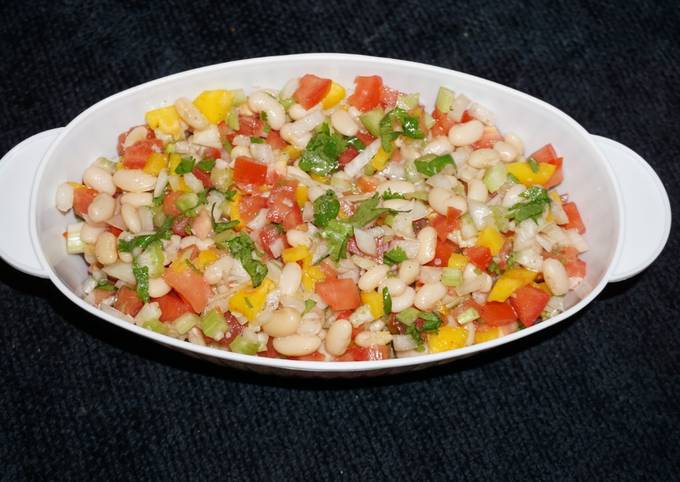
[0,54,671,376]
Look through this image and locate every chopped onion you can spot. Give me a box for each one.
[251,143,274,164]
[154,169,168,198]
[393,334,418,352]
[354,228,377,256]
[468,102,495,125]
[450,94,472,122]
[468,200,492,230]
[246,208,268,230]
[183,172,204,193]
[102,262,136,285]
[565,228,589,253]
[190,124,222,149]
[344,139,381,178]
[280,78,300,100]
[134,302,162,324]
[66,222,85,254]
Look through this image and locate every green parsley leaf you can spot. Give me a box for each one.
[197,158,216,172]
[322,219,354,262]
[118,216,174,253]
[406,324,425,351]
[382,287,392,315]
[527,156,539,173]
[406,311,442,349]
[488,261,501,276]
[381,188,405,200]
[303,299,317,314]
[346,137,366,150]
[95,279,116,291]
[506,252,517,269]
[348,194,393,227]
[175,156,196,174]
[312,190,340,228]
[508,186,551,223]
[414,153,455,177]
[152,191,165,207]
[299,123,346,176]
[250,137,264,144]
[382,247,407,266]
[379,108,425,152]
[222,189,237,202]
[259,111,268,122]
[214,219,240,233]
[132,261,150,303]
[226,232,268,287]
[507,173,520,184]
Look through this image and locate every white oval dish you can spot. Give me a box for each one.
[0,54,671,376]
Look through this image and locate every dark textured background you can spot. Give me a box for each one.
[1,1,678,480]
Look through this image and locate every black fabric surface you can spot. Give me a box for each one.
[1,1,678,480]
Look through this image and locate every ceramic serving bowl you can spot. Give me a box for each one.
[0,54,671,377]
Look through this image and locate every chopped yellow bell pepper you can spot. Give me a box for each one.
[476,226,505,256]
[228,278,274,321]
[428,325,468,353]
[371,147,390,171]
[193,90,234,124]
[283,145,301,161]
[448,253,469,270]
[506,161,556,186]
[168,153,182,174]
[143,152,168,176]
[228,192,242,228]
[361,291,384,319]
[487,267,538,302]
[295,184,308,208]
[310,174,329,184]
[145,105,182,139]
[301,256,325,292]
[282,245,309,264]
[474,326,502,344]
[321,82,346,109]
[194,249,220,271]
[532,282,552,295]
[67,182,85,189]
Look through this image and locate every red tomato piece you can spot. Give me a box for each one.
[471,127,504,150]
[258,337,281,358]
[191,166,212,188]
[465,246,492,271]
[204,147,221,159]
[355,131,376,146]
[529,144,559,164]
[356,176,379,193]
[380,86,401,110]
[510,285,550,327]
[565,257,587,278]
[292,74,332,109]
[107,225,123,237]
[259,224,287,258]
[239,195,268,223]
[172,216,190,236]
[163,267,212,314]
[267,183,302,230]
[117,125,155,155]
[430,108,456,137]
[290,351,326,361]
[338,344,391,361]
[122,138,163,169]
[338,146,359,165]
[155,291,193,322]
[315,278,360,311]
[265,130,288,150]
[218,311,243,346]
[461,111,474,122]
[563,202,586,234]
[163,191,183,217]
[429,239,458,267]
[93,288,113,306]
[237,115,265,137]
[72,187,98,217]
[233,156,268,185]
[347,76,383,112]
[480,301,518,326]
[431,207,462,241]
[114,286,144,317]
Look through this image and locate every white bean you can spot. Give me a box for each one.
[390,286,415,312]
[429,187,464,215]
[83,166,116,195]
[330,109,359,137]
[95,231,117,265]
[354,331,393,348]
[379,277,406,297]
[358,264,390,292]
[279,262,302,296]
[204,256,233,284]
[81,223,105,245]
[286,229,312,248]
[121,204,142,234]
[87,193,115,223]
[493,140,518,162]
[504,132,524,156]
[120,192,153,207]
[174,97,209,130]
[113,169,156,193]
[272,334,321,357]
[122,126,149,149]
[55,183,74,212]
[467,178,488,202]
[423,136,453,156]
[376,180,416,196]
[543,258,570,296]
[414,282,447,311]
[148,277,172,298]
[468,148,501,168]
[448,120,484,146]
[416,227,437,265]
[263,308,301,337]
[325,319,352,356]
[288,103,309,120]
[502,184,526,207]
[248,91,286,130]
[398,260,420,285]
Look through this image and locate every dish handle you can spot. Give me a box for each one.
[0,128,63,278]
[591,135,671,282]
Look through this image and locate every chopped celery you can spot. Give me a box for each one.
[359,108,384,137]
[483,163,508,193]
[396,307,421,325]
[404,159,423,183]
[441,268,463,287]
[135,241,165,278]
[201,309,227,340]
[164,143,176,154]
[143,319,168,335]
[435,86,455,113]
[153,210,167,229]
[173,312,200,335]
[210,167,233,191]
[66,222,85,254]
[175,192,199,213]
[231,89,246,106]
[456,307,480,325]
[396,93,419,111]
[229,334,260,355]
[227,108,240,130]
[490,206,510,233]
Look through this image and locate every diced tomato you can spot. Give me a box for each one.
[239,195,268,223]
[114,286,144,317]
[72,187,98,217]
[338,146,359,165]
[204,147,221,159]
[122,138,163,169]
[315,278,360,311]
[480,301,518,326]
[233,156,268,185]
[117,125,155,155]
[461,111,474,122]
[412,218,429,235]
[218,311,243,346]
[565,258,587,278]
[335,310,354,320]
[164,266,212,314]
[529,144,559,164]
[429,239,458,267]
[259,224,287,258]
[258,337,281,358]
[347,75,383,112]
[265,130,288,150]
[172,216,190,236]
[430,108,456,137]
[237,115,265,137]
[163,191,183,217]
[385,313,407,335]
[544,157,564,188]
[380,86,401,110]
[338,344,391,361]
[471,127,504,150]
[191,166,212,189]
[93,288,113,306]
[290,351,326,361]
[155,291,193,322]
[267,183,302,230]
[107,225,123,237]
[318,259,338,280]
[293,74,332,109]
[431,207,461,241]
[510,285,550,327]
[355,131,376,146]
[563,202,586,234]
[496,239,514,271]
[465,246,492,271]
[356,176,379,193]
[217,121,231,142]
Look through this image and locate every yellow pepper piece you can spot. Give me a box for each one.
[476,226,505,256]
[145,105,182,139]
[193,90,234,124]
[321,82,346,109]
[371,147,390,171]
[168,153,182,174]
[228,192,242,228]
[194,249,220,271]
[447,253,469,270]
[301,257,325,292]
[284,145,301,161]
[282,245,309,264]
[310,174,329,184]
[360,291,384,319]
[532,282,552,295]
[295,184,308,208]
[474,326,502,344]
[143,152,168,176]
[506,161,556,186]
[67,182,85,189]
[428,325,468,353]
[487,267,538,302]
[228,279,274,321]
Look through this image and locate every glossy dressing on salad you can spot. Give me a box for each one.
[54,73,589,361]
